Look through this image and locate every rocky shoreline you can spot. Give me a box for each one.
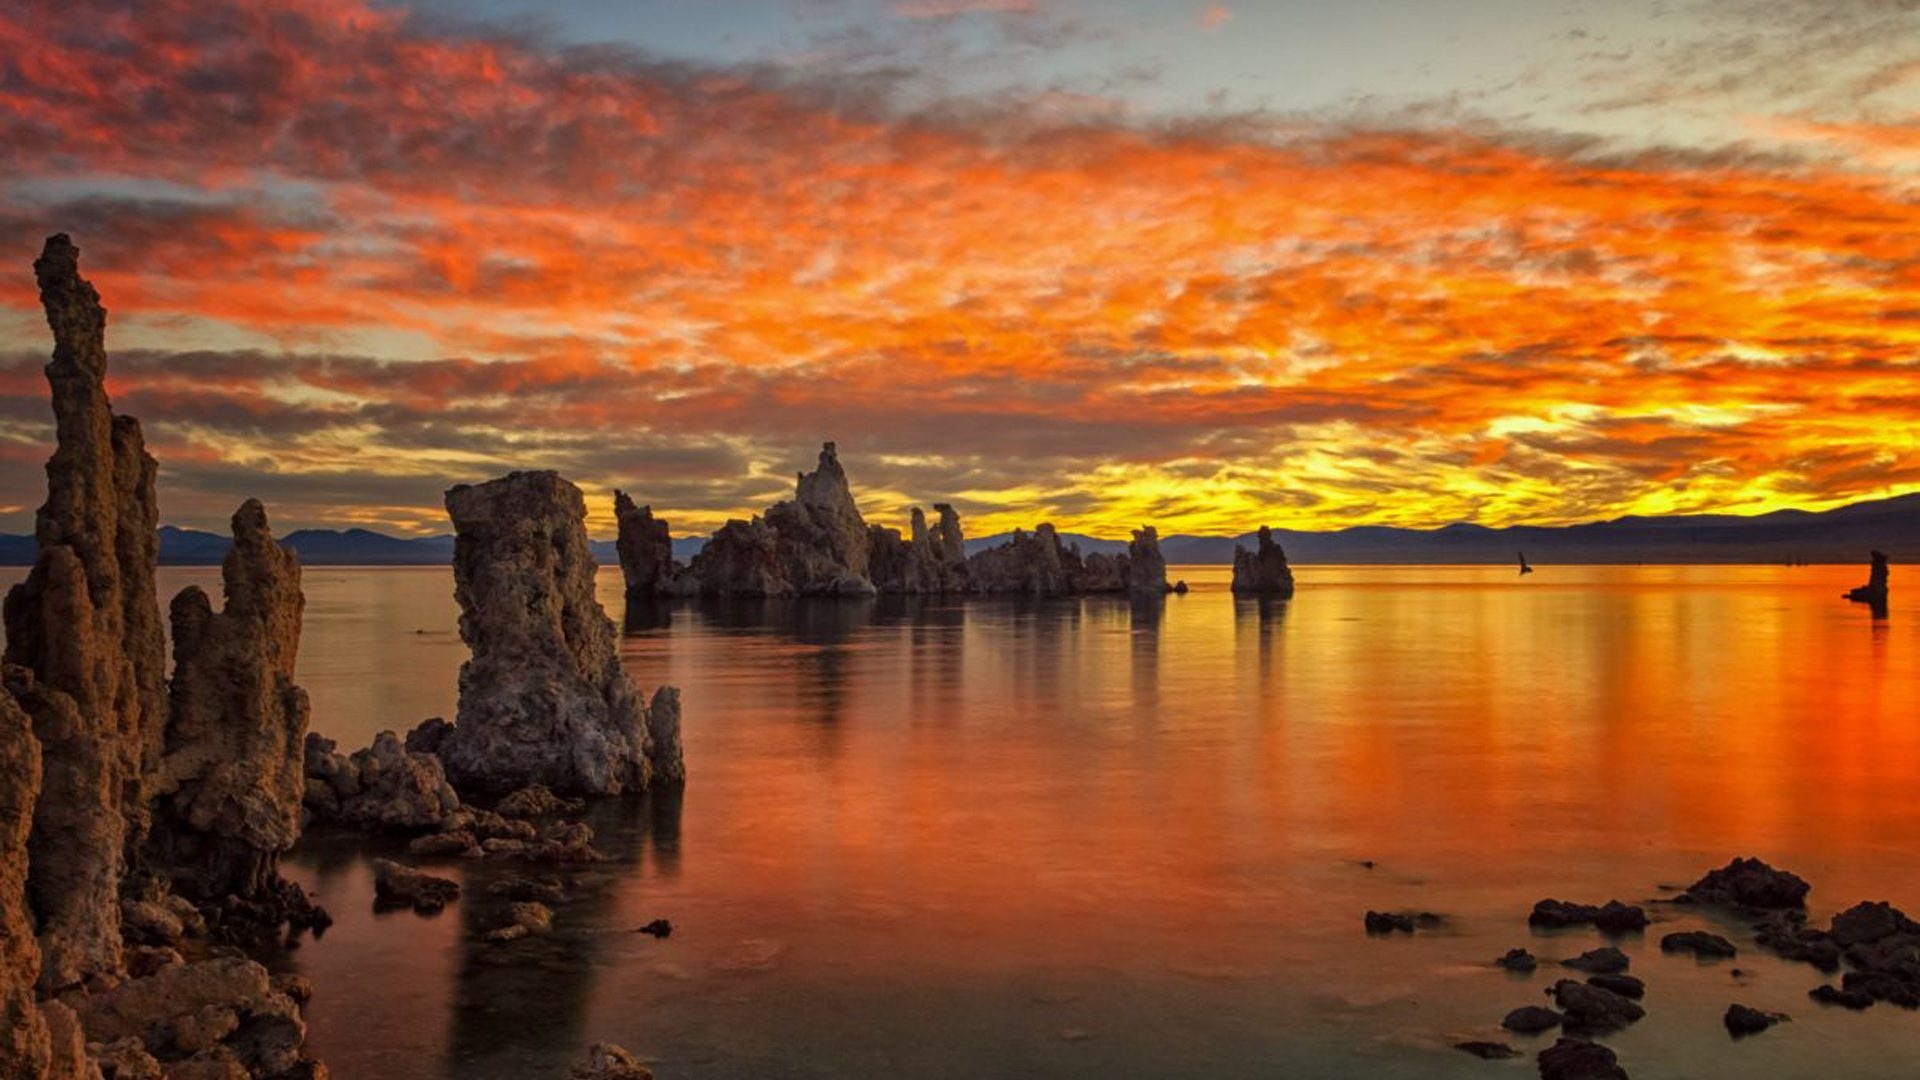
[0,236,677,1080]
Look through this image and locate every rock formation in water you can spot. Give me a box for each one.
[645,687,685,784]
[762,442,876,595]
[687,517,789,597]
[1844,550,1889,613]
[146,500,310,902]
[1230,526,1296,597]
[2,233,168,989]
[302,730,461,831]
[965,525,1075,595]
[868,503,971,594]
[441,471,678,794]
[1,234,322,1077]
[1127,526,1170,599]
[613,492,695,598]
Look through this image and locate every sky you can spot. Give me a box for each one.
[0,0,1916,540]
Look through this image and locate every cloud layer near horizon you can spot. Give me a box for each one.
[0,0,1916,538]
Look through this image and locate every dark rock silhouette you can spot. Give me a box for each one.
[1528,898,1648,932]
[1536,1037,1628,1080]
[1519,551,1534,575]
[1844,550,1889,615]
[1501,1005,1563,1033]
[1550,978,1644,1032]
[1562,946,1628,974]
[868,504,971,594]
[1723,1003,1786,1036]
[1127,526,1171,599]
[1661,930,1737,959]
[1230,526,1295,596]
[146,500,310,902]
[612,492,693,599]
[1680,857,1809,909]
[442,471,679,794]
[688,517,788,597]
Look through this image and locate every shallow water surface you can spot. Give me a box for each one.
[11,564,1918,1078]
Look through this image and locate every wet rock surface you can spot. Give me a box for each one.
[1497,948,1538,972]
[1454,1040,1519,1059]
[1585,974,1644,1000]
[301,731,459,832]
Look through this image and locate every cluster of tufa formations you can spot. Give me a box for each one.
[616,441,1231,602]
[1,235,323,1079]
[1,236,681,1080]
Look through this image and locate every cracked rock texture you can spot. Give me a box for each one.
[147,500,310,901]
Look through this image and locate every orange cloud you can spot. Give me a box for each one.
[0,0,1916,539]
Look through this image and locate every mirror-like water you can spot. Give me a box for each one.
[7,564,1915,1078]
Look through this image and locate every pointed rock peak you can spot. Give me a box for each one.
[614,489,636,516]
[34,234,106,379]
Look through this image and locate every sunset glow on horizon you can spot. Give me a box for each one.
[1,0,1917,540]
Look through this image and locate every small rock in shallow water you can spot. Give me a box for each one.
[1661,931,1737,959]
[371,858,460,914]
[1586,973,1645,1000]
[1530,899,1648,933]
[1497,948,1538,972]
[1454,1040,1519,1059]
[1809,984,1874,1010]
[1724,1003,1787,1036]
[1551,979,1644,1032]
[1681,858,1809,910]
[1365,911,1415,934]
[635,919,673,938]
[482,901,554,943]
[1537,1036,1629,1080]
[1501,1005,1563,1033]
[1562,947,1629,974]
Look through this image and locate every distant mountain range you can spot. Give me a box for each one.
[1,493,1913,567]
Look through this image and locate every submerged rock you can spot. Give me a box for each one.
[481,901,554,943]
[1680,858,1809,910]
[1501,1005,1563,1033]
[1536,1037,1628,1080]
[1661,931,1737,959]
[1230,526,1296,597]
[441,471,673,795]
[371,859,460,914]
[1723,1003,1786,1036]
[1809,983,1875,1010]
[1455,1040,1520,1060]
[1365,910,1415,934]
[146,500,310,902]
[1586,973,1645,1000]
[568,1042,654,1080]
[3,234,168,989]
[1562,947,1629,974]
[1497,948,1539,972]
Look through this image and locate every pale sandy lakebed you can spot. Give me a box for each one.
[5,562,1915,1079]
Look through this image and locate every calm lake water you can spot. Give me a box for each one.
[6,563,1919,1078]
